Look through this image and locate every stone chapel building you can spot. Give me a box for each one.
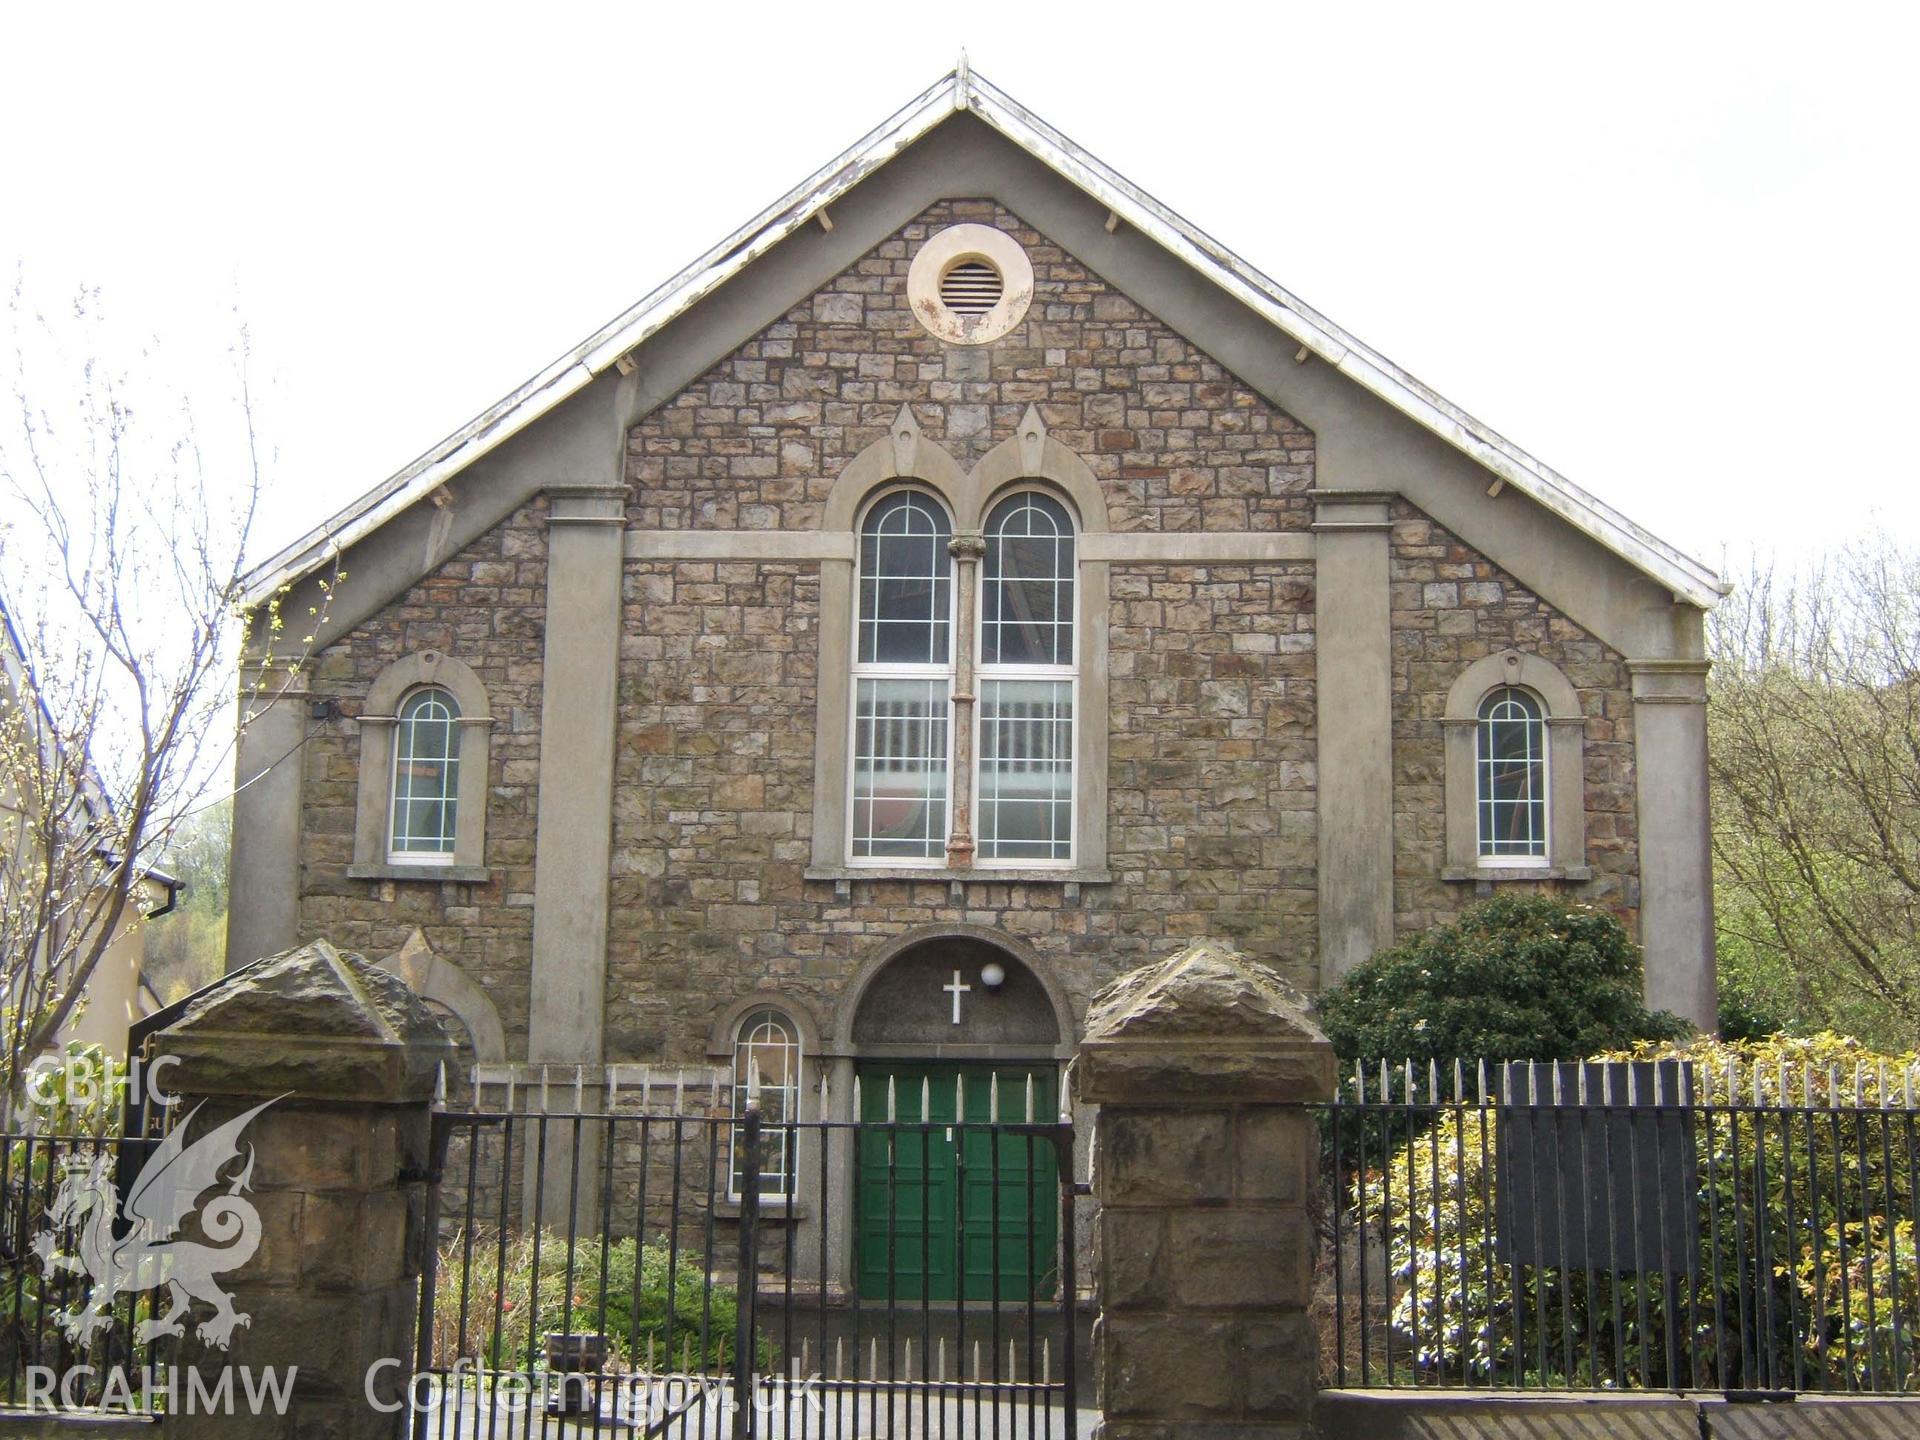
[228,71,1721,1168]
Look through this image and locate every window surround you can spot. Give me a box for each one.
[348,651,494,882]
[807,405,1111,885]
[706,992,823,1214]
[1441,649,1590,882]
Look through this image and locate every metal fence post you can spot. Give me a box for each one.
[733,1104,761,1440]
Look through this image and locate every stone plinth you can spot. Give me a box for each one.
[1074,941,1335,1440]
[154,940,453,1440]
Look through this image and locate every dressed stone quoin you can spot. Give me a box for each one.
[226,68,1720,1254]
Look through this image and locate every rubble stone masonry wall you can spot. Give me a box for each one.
[286,201,1643,1066]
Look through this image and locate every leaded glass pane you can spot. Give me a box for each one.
[977,679,1073,862]
[982,493,1075,667]
[1477,687,1546,858]
[390,688,460,857]
[851,677,950,859]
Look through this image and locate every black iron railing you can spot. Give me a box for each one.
[1319,1058,1920,1394]
[0,1126,169,1409]
[414,1087,1079,1439]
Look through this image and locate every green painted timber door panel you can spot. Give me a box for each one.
[855,1064,1059,1303]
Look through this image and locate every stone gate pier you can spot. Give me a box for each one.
[1073,941,1336,1440]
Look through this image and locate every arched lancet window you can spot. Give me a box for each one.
[978,492,1076,864]
[389,687,461,862]
[1476,687,1547,860]
[731,1008,801,1198]
[850,491,954,861]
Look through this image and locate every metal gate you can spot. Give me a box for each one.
[411,1080,1079,1439]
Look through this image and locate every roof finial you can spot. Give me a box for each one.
[956,49,971,108]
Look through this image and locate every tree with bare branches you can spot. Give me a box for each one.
[1709,538,1920,1047]
[0,286,332,1112]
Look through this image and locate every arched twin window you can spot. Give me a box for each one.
[390,687,461,862]
[1475,687,1546,860]
[849,488,1077,866]
[731,1008,801,1198]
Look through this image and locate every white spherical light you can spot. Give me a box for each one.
[979,962,1007,991]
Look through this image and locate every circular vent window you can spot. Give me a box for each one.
[907,224,1033,344]
[940,259,1003,314]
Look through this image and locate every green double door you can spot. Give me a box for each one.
[855,1063,1060,1302]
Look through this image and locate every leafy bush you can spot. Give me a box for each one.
[431,1230,772,1374]
[1345,1032,1920,1390]
[1318,896,1690,1071]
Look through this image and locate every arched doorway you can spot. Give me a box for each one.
[843,933,1066,1302]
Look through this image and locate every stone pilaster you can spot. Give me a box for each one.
[1313,490,1394,982]
[526,482,626,1223]
[225,669,310,971]
[155,940,452,1439]
[1629,659,1717,1029]
[1075,942,1335,1440]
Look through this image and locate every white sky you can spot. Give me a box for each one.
[4,1,1914,578]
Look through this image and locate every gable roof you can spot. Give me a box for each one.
[240,66,1725,612]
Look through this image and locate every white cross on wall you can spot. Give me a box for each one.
[944,969,972,1025]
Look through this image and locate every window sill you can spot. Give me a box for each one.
[804,866,1112,886]
[1442,865,1593,883]
[715,1198,810,1220]
[347,862,493,884]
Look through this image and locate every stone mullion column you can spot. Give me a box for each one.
[946,531,985,869]
[1312,490,1395,983]
[226,664,310,971]
[1077,943,1335,1440]
[527,482,628,1227]
[1629,658,1717,1029]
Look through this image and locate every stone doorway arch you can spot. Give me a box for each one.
[834,926,1076,1062]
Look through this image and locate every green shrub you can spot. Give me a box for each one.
[431,1230,772,1374]
[1317,895,1690,1072]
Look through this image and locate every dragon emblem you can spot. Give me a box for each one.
[32,1098,279,1350]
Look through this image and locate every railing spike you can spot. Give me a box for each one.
[886,1074,897,1125]
[990,1070,1000,1123]
[1476,1057,1487,1106]
[835,1336,844,1381]
[939,1336,946,1383]
[922,1076,931,1121]
[1026,1072,1035,1123]
[1043,1337,1051,1386]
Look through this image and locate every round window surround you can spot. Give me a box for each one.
[906,224,1034,345]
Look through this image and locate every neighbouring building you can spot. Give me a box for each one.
[0,601,177,1060]
[227,69,1721,1275]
